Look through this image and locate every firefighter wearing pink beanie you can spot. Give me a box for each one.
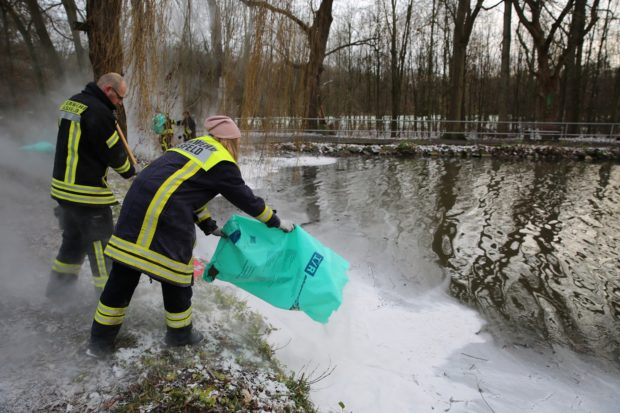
[88,114,295,357]
[204,115,241,140]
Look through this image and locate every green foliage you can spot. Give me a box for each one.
[395,141,417,154]
[282,372,318,413]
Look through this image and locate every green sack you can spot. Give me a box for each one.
[20,141,55,154]
[204,215,349,323]
[152,113,167,134]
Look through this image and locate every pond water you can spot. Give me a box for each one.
[261,157,619,363]
[222,155,620,412]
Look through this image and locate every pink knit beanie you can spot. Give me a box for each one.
[204,115,241,140]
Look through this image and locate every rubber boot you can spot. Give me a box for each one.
[164,324,204,347]
[45,271,78,301]
[87,322,121,358]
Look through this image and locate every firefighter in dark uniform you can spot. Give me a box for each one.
[160,113,174,151]
[88,116,294,356]
[46,73,136,300]
[177,110,197,142]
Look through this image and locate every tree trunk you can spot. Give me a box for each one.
[498,0,512,135]
[207,0,224,112]
[612,67,620,124]
[24,0,64,78]
[389,0,413,138]
[564,0,587,134]
[303,0,333,131]
[512,0,599,127]
[0,0,45,94]
[86,0,125,130]
[426,0,437,118]
[1,6,17,104]
[86,0,123,79]
[446,0,483,140]
[241,0,334,130]
[61,0,88,72]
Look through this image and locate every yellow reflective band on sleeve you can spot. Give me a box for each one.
[52,259,82,274]
[136,161,201,248]
[64,121,82,183]
[255,205,274,223]
[114,158,131,174]
[105,236,193,286]
[93,301,126,326]
[106,131,119,148]
[194,204,211,223]
[165,307,192,328]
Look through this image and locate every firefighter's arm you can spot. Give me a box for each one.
[193,203,219,235]
[96,114,136,178]
[212,163,284,229]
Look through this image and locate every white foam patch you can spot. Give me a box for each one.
[238,155,338,188]
[194,235,485,411]
[192,154,620,413]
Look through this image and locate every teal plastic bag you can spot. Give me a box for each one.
[20,141,55,153]
[152,113,167,134]
[204,215,349,323]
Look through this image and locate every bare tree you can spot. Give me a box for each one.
[512,0,599,124]
[444,0,484,139]
[241,0,334,130]
[85,0,125,131]
[564,0,590,133]
[0,5,17,103]
[61,0,87,72]
[23,0,64,78]
[385,0,414,137]
[0,0,45,94]
[498,0,512,134]
[207,0,224,112]
[85,0,123,78]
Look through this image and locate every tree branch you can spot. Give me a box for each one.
[325,37,376,56]
[240,0,310,35]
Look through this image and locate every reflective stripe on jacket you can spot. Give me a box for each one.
[51,82,134,206]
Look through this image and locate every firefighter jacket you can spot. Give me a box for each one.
[51,82,135,206]
[104,135,281,287]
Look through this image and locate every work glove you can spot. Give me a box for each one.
[279,220,295,233]
[197,217,218,236]
[212,227,226,237]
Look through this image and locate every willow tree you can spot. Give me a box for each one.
[241,0,334,130]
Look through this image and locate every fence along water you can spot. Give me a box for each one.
[235,117,620,141]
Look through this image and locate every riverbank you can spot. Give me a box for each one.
[271,139,620,161]
[0,149,318,413]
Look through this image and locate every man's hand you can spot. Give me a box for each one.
[212,227,226,237]
[279,220,295,233]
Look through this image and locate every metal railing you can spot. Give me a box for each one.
[236,117,620,141]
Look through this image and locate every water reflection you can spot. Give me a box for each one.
[267,157,620,364]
